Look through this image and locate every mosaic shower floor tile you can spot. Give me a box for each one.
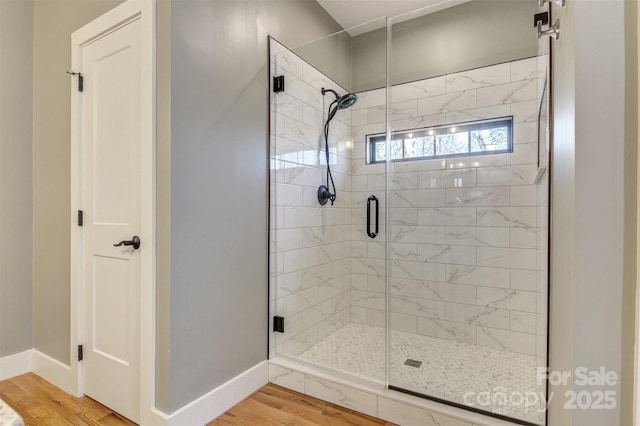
[299,323,545,424]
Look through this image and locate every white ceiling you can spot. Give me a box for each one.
[316,0,473,36]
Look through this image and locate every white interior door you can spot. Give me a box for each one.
[80,17,142,424]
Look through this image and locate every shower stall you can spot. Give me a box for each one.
[269,2,549,425]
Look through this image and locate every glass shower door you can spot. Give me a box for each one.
[269,18,388,384]
[385,2,549,424]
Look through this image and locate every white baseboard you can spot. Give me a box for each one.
[32,349,74,395]
[167,360,269,426]
[0,349,32,381]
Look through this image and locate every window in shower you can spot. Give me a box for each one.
[366,117,513,164]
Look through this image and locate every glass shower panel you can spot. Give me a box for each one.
[386,2,549,424]
[268,18,388,383]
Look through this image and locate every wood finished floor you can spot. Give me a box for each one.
[209,383,395,426]
[0,373,136,425]
[0,373,395,425]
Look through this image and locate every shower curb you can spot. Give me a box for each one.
[269,357,520,426]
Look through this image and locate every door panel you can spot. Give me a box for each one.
[387,2,550,424]
[81,18,141,423]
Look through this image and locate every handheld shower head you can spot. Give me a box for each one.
[318,87,358,207]
[321,88,358,110]
[337,93,358,110]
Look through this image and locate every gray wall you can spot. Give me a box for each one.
[294,29,353,91]
[155,0,172,414]
[0,0,34,358]
[549,0,637,424]
[168,0,343,412]
[32,0,125,364]
[351,0,539,92]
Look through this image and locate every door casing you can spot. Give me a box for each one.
[69,0,162,423]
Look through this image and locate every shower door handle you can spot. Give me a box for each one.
[367,195,379,238]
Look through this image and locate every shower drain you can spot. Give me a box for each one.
[404,359,423,368]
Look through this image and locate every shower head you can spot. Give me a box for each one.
[337,93,358,110]
[321,88,358,110]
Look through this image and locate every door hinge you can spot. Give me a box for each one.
[78,210,83,227]
[273,75,285,93]
[534,11,549,27]
[78,345,83,362]
[273,316,285,333]
[66,70,83,92]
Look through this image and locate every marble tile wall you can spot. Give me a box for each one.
[350,57,546,356]
[269,39,353,358]
[270,37,548,361]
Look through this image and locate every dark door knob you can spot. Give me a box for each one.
[113,235,141,250]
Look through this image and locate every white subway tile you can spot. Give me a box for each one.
[511,57,540,82]
[514,122,538,144]
[269,363,304,393]
[417,281,477,305]
[276,286,318,317]
[511,143,538,165]
[510,100,538,123]
[476,288,537,313]
[418,169,477,189]
[510,311,537,334]
[390,208,419,225]
[352,290,386,310]
[477,207,536,228]
[392,172,419,190]
[390,277,419,297]
[392,189,446,208]
[351,88,385,110]
[284,116,322,148]
[417,317,477,344]
[446,265,510,288]
[390,225,445,244]
[445,302,510,329]
[445,226,510,247]
[446,187,510,207]
[445,104,511,124]
[351,306,367,324]
[273,49,304,79]
[446,63,511,92]
[510,228,538,249]
[392,259,447,281]
[477,327,536,355]
[392,114,448,132]
[280,326,317,356]
[476,165,537,186]
[368,100,418,124]
[392,76,446,102]
[477,79,537,107]
[510,186,537,206]
[417,244,477,265]
[477,247,537,270]
[367,309,385,327]
[287,75,322,110]
[510,269,537,291]
[305,376,378,417]
[390,243,420,261]
[391,295,446,319]
[445,153,511,169]
[391,312,418,333]
[418,90,477,116]
[418,207,477,227]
